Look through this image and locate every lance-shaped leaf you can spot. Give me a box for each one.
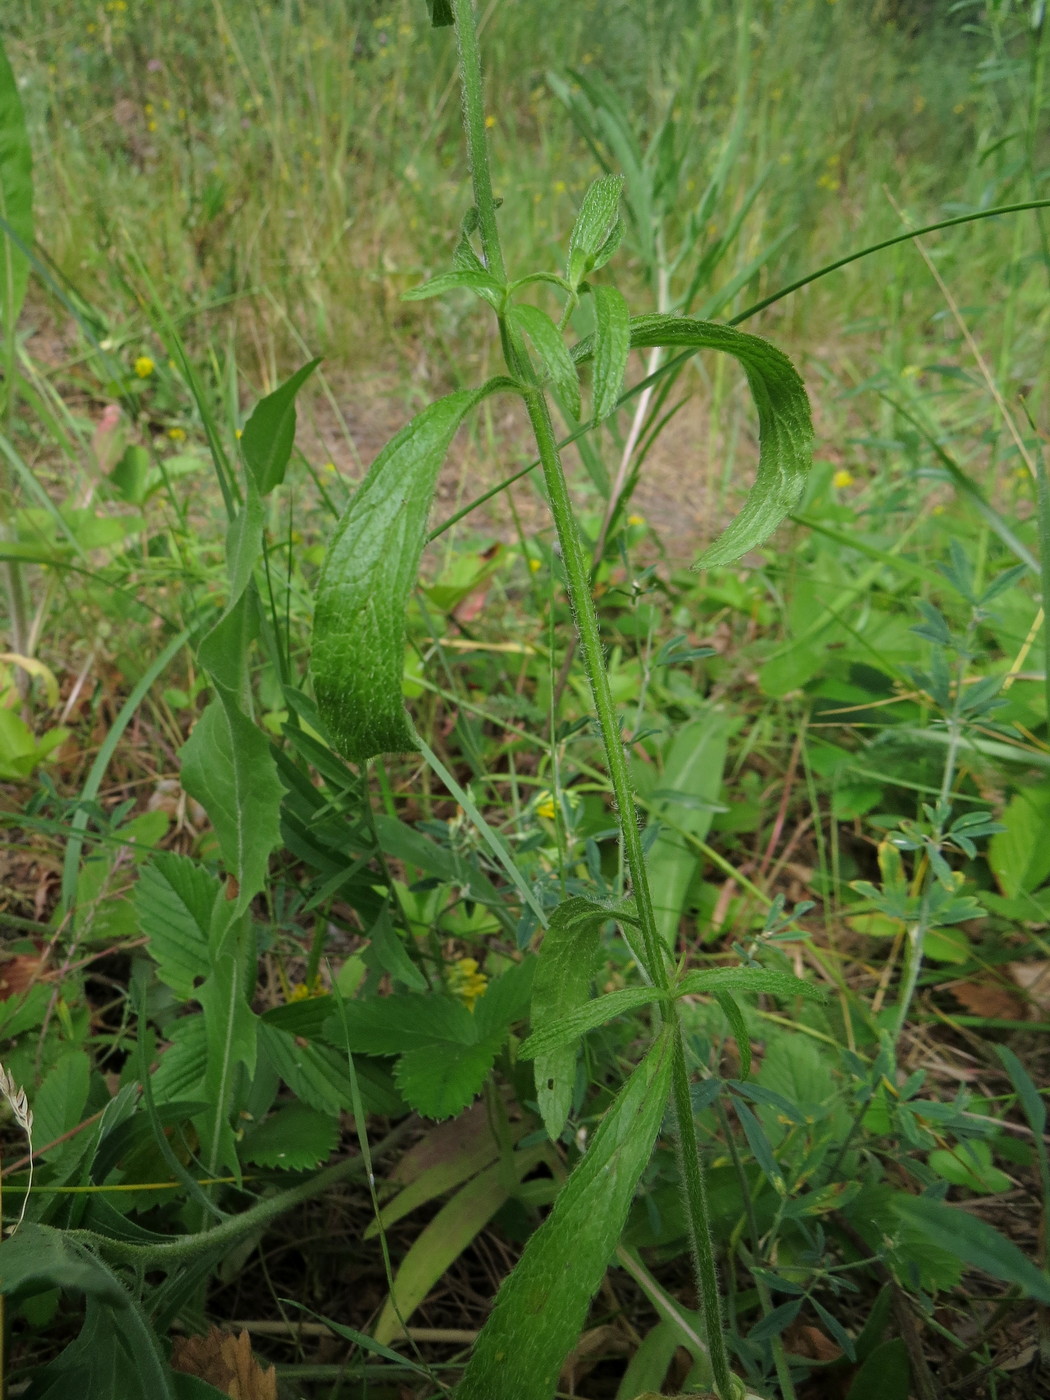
[675,965,825,1002]
[530,896,635,1139]
[457,1027,675,1400]
[566,174,624,289]
[509,302,581,422]
[520,986,658,1061]
[0,38,33,333]
[425,0,454,25]
[311,380,517,763]
[402,267,505,311]
[590,283,630,423]
[240,358,321,497]
[573,315,813,566]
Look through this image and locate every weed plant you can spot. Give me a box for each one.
[0,4,1050,1400]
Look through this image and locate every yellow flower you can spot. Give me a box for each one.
[235,428,243,439]
[832,469,854,489]
[134,356,155,379]
[528,557,542,572]
[627,513,646,527]
[553,180,567,195]
[322,460,337,473]
[448,957,488,1011]
[535,790,557,821]
[167,426,186,441]
[484,114,497,129]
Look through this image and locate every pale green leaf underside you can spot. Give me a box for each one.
[311,379,517,763]
[573,314,813,567]
[457,1028,675,1400]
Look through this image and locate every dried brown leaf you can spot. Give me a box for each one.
[170,1327,277,1400]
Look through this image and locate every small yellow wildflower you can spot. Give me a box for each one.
[147,120,158,133]
[627,513,646,527]
[448,957,488,1011]
[235,427,243,439]
[167,426,186,442]
[144,102,154,115]
[832,469,854,489]
[323,461,337,473]
[535,790,557,821]
[484,114,497,129]
[528,557,542,572]
[553,180,567,195]
[953,102,965,115]
[134,356,155,379]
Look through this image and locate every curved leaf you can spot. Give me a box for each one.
[402,267,504,309]
[573,315,813,566]
[0,37,33,333]
[311,379,517,762]
[457,1028,675,1400]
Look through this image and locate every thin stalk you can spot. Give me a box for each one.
[451,6,734,1392]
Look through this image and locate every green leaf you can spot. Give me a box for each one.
[997,1044,1046,1136]
[240,1102,339,1170]
[644,713,733,947]
[0,1225,125,1303]
[279,1301,434,1377]
[894,1195,1050,1302]
[340,993,478,1054]
[846,1337,910,1400]
[33,1050,91,1156]
[509,302,581,421]
[257,1021,352,1117]
[712,991,751,1079]
[196,914,258,1178]
[566,174,624,288]
[530,896,613,1139]
[676,966,824,1002]
[402,267,504,309]
[364,908,428,991]
[590,283,630,423]
[396,1035,504,1120]
[519,986,658,1060]
[614,1319,680,1400]
[0,36,34,333]
[179,697,284,916]
[240,357,320,497]
[135,854,222,999]
[425,0,454,25]
[574,315,813,567]
[928,1140,1011,1195]
[311,380,516,763]
[988,784,1050,898]
[457,1028,675,1400]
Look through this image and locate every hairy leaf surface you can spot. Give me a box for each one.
[311,380,516,763]
[457,1028,674,1400]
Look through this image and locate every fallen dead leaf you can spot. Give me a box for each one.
[949,979,1027,1021]
[783,1320,843,1363]
[1009,961,1050,1017]
[170,1327,277,1400]
[0,951,46,1000]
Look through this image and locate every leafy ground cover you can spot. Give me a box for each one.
[1,2,1049,1398]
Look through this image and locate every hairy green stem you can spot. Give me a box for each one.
[67,1119,414,1269]
[450,4,734,1392]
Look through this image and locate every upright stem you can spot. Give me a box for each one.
[452,0,506,283]
[450,5,734,1394]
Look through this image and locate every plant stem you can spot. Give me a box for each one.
[451,5,734,1393]
[452,0,505,283]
